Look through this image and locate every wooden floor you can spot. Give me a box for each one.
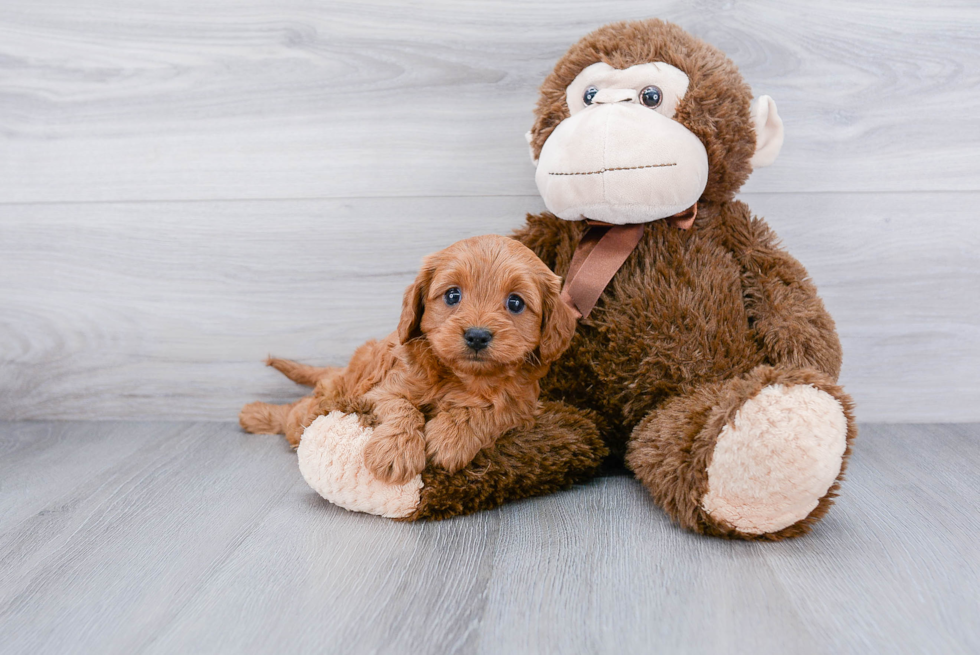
[0,421,976,654]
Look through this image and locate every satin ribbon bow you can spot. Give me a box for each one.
[559,204,697,319]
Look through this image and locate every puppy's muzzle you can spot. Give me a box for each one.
[463,327,493,352]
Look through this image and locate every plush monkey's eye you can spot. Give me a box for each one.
[444,287,462,306]
[640,85,663,108]
[583,86,598,105]
[506,294,525,314]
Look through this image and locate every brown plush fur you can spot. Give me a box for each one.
[240,235,577,485]
[412,19,856,538]
[407,401,607,521]
[245,19,856,538]
[509,199,854,540]
[626,366,856,540]
[516,201,844,452]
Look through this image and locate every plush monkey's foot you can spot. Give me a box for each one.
[700,383,848,535]
[627,366,856,540]
[298,412,423,519]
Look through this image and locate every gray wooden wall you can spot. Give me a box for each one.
[1,1,978,422]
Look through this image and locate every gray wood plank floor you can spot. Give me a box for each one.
[1,421,976,655]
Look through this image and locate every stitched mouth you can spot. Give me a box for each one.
[549,163,677,176]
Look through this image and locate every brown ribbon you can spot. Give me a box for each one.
[560,204,697,319]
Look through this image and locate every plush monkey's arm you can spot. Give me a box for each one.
[718,201,843,380]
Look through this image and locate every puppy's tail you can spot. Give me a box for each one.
[266,356,339,387]
[239,401,292,435]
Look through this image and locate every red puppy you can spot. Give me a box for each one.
[240,235,577,484]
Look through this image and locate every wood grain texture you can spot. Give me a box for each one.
[1,1,977,421]
[0,421,977,654]
[2,193,976,422]
[0,1,978,203]
[748,192,980,422]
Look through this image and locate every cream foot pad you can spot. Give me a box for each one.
[701,384,848,535]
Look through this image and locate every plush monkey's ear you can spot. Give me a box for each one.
[397,256,436,344]
[749,95,784,168]
[538,275,578,364]
[525,131,539,166]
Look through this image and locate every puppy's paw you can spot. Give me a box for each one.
[363,424,426,485]
[424,414,480,474]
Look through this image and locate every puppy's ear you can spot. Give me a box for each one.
[538,274,578,364]
[397,254,437,344]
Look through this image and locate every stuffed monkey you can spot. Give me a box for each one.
[295,19,856,540]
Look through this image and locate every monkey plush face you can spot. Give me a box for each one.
[528,19,785,225]
[535,62,709,224]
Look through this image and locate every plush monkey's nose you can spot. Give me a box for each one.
[592,88,638,104]
[463,328,493,352]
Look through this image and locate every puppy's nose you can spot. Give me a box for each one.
[463,327,493,352]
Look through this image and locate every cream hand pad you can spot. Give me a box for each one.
[297,412,423,519]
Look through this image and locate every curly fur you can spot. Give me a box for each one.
[408,401,607,521]
[245,19,856,540]
[417,19,856,539]
[626,366,856,540]
[240,235,577,484]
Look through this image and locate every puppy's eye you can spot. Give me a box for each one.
[506,294,525,314]
[640,85,663,108]
[583,86,598,105]
[444,287,462,306]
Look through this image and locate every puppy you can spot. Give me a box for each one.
[240,234,578,485]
